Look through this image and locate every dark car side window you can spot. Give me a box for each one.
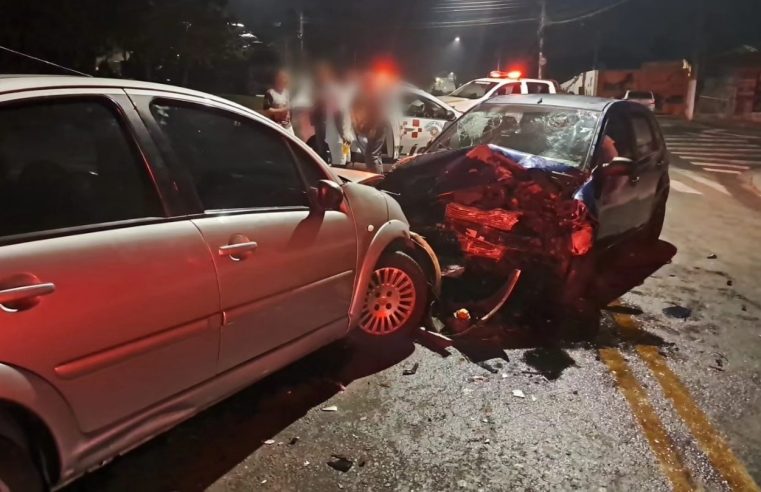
[525,82,551,94]
[287,141,329,189]
[630,113,659,157]
[594,110,636,167]
[150,101,309,211]
[0,98,163,239]
[496,83,521,96]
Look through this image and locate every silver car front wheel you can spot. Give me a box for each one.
[358,251,427,337]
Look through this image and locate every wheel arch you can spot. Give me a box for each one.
[0,400,60,486]
[0,363,83,487]
[348,222,441,328]
[348,219,410,327]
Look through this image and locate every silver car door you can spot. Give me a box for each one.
[138,96,357,373]
[0,91,220,433]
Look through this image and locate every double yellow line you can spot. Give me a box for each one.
[601,307,760,491]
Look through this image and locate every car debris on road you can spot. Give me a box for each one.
[402,362,420,375]
[327,454,354,473]
[663,305,692,319]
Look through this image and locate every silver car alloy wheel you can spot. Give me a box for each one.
[359,267,416,335]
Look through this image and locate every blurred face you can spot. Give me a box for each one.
[314,63,335,86]
[274,71,289,91]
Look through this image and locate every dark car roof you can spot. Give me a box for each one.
[486,94,618,112]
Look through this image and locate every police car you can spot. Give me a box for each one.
[293,83,460,162]
[396,85,462,156]
[352,84,462,161]
[440,71,560,113]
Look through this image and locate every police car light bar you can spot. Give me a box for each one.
[489,70,522,79]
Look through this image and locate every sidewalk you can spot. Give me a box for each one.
[747,168,761,197]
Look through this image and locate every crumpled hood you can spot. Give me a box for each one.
[382,144,584,202]
[381,144,596,279]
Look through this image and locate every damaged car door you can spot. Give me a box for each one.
[628,108,669,228]
[593,106,643,242]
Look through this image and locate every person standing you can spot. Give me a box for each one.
[263,69,293,134]
[311,63,332,162]
[351,73,388,174]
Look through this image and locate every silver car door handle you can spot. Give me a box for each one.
[218,241,258,256]
[0,283,56,305]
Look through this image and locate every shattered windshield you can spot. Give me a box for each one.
[430,103,600,168]
[449,81,498,99]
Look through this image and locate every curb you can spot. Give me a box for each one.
[743,167,761,198]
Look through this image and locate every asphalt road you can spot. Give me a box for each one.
[66,118,761,492]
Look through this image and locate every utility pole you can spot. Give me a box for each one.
[592,28,601,70]
[297,10,305,61]
[537,0,547,78]
[686,0,705,121]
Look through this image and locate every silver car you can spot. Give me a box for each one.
[623,90,656,112]
[0,76,437,490]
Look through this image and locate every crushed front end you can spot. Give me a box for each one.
[380,144,597,330]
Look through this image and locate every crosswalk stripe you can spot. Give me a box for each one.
[675,156,761,165]
[669,151,760,156]
[666,141,754,147]
[668,136,747,142]
[689,162,750,170]
[667,144,760,149]
[703,168,742,175]
[667,134,754,139]
[670,179,703,194]
[671,168,731,195]
[671,152,761,158]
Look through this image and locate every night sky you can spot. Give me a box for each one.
[229,0,761,85]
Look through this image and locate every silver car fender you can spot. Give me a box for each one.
[348,219,411,327]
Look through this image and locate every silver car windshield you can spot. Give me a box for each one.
[430,103,601,168]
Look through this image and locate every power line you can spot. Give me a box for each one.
[0,45,92,77]
[414,15,538,28]
[305,0,627,30]
[546,0,631,25]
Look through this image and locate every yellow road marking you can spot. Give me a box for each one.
[637,345,761,492]
[599,347,696,492]
[608,305,760,491]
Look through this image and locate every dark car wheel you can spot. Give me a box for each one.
[357,251,428,339]
[0,437,44,492]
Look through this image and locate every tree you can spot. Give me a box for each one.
[111,0,251,85]
[0,0,251,87]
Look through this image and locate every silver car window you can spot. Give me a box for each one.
[150,100,310,211]
[0,98,162,239]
